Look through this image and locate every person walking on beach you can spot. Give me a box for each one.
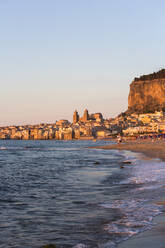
[117,135,122,144]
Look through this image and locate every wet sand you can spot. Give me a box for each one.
[118,213,165,248]
[93,139,165,161]
[93,140,165,248]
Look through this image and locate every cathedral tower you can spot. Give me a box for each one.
[83,109,89,122]
[73,110,79,124]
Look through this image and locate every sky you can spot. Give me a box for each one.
[0,0,165,125]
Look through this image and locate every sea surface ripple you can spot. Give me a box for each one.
[0,140,164,248]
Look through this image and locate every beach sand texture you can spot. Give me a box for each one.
[93,140,165,161]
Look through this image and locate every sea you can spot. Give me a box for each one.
[0,139,165,248]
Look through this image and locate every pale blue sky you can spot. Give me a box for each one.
[0,0,164,125]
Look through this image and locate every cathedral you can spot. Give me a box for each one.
[73,109,103,124]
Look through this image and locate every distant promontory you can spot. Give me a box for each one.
[127,69,165,114]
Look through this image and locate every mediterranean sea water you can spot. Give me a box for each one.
[0,140,165,248]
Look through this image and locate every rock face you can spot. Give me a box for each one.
[128,79,165,113]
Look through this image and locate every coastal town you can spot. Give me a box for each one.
[0,108,165,140]
[2,2,165,248]
[1,69,165,140]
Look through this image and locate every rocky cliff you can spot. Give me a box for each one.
[127,78,165,113]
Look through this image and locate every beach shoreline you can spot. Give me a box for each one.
[118,201,165,248]
[92,139,165,248]
[91,139,165,161]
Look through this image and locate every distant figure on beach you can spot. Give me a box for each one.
[117,135,122,144]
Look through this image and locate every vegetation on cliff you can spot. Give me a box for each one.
[134,69,165,82]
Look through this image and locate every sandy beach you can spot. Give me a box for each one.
[93,139,165,248]
[93,139,165,161]
[118,211,165,248]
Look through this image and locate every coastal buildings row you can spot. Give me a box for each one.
[0,109,117,140]
[1,109,165,140]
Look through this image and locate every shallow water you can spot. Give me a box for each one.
[0,140,164,248]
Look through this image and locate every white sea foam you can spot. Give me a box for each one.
[99,151,165,247]
[119,150,165,186]
[100,199,162,244]
[73,244,88,248]
[98,241,116,248]
[0,147,7,150]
